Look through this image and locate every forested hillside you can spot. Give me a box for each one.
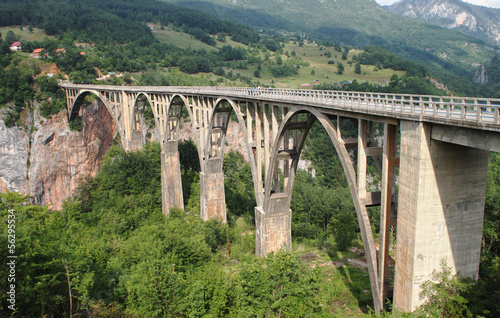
[2,136,500,317]
[0,1,500,316]
[2,0,488,129]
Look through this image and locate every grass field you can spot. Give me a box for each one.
[152,26,405,89]
[0,26,54,43]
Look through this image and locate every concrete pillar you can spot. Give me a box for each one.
[255,197,292,257]
[161,142,184,216]
[394,121,489,312]
[200,170,226,222]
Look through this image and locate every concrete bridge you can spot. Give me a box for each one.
[62,84,500,313]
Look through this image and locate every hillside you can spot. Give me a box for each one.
[386,0,500,47]
[167,0,497,74]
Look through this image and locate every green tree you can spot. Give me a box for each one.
[337,62,345,75]
[355,62,361,74]
[417,260,473,318]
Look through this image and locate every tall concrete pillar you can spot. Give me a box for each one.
[200,159,226,222]
[394,121,489,311]
[122,130,144,152]
[161,141,184,216]
[255,198,292,257]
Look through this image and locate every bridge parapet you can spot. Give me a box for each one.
[62,84,500,132]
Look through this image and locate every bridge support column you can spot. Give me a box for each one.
[161,142,184,216]
[255,198,292,257]
[123,131,145,152]
[200,160,226,222]
[394,121,489,312]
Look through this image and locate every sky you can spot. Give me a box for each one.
[375,0,500,8]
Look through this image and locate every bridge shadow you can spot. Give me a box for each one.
[431,139,489,279]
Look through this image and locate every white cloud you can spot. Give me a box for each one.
[374,0,500,8]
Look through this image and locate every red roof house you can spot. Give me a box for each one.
[31,48,46,58]
[9,41,21,51]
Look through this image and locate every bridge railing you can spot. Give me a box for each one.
[62,84,500,126]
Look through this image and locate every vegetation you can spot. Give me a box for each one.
[0,1,500,315]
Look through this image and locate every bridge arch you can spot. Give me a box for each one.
[131,93,159,134]
[261,105,381,310]
[69,89,125,140]
[199,97,259,221]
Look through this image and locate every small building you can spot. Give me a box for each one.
[9,41,21,51]
[148,24,154,30]
[56,48,66,55]
[31,48,46,58]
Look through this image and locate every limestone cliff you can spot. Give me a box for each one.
[387,0,500,46]
[0,100,116,210]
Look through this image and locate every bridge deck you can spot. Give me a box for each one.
[62,84,500,132]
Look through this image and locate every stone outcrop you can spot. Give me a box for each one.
[0,100,116,210]
[0,111,30,194]
[387,0,500,46]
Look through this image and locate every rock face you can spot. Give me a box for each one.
[0,100,116,210]
[387,0,500,46]
[1,101,312,210]
[0,112,30,194]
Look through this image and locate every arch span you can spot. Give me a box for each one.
[69,90,126,141]
[260,106,382,312]
[199,98,259,222]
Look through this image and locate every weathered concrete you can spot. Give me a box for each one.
[200,170,226,222]
[161,144,184,216]
[394,120,489,311]
[255,197,292,256]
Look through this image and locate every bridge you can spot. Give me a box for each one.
[62,84,500,313]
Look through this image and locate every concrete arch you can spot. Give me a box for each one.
[263,106,382,311]
[131,92,160,133]
[69,89,125,139]
[205,98,261,202]
[163,94,199,148]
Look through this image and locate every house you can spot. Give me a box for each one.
[56,48,66,55]
[9,41,21,51]
[31,48,46,58]
[148,25,154,30]
[340,80,352,88]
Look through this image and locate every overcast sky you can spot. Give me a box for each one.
[375,0,500,8]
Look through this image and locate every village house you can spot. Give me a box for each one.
[9,41,21,51]
[31,48,47,59]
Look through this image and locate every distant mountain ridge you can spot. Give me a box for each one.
[386,0,500,46]
[168,0,497,76]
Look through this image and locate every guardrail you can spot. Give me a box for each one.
[62,84,500,126]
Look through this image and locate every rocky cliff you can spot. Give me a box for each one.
[1,100,116,210]
[387,0,500,46]
[1,101,254,210]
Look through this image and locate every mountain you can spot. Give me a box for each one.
[167,0,497,74]
[386,0,500,47]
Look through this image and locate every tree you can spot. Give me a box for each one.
[5,30,16,45]
[417,260,473,318]
[355,62,361,74]
[337,62,345,75]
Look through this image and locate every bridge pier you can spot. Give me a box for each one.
[161,141,184,216]
[200,159,226,222]
[255,200,292,257]
[394,121,489,311]
[122,130,145,152]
